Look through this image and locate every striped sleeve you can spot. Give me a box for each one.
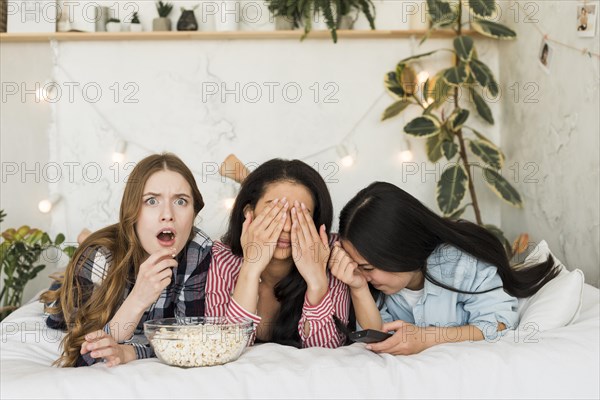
[205,242,261,343]
[298,272,350,349]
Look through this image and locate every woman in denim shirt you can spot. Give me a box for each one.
[329,182,559,355]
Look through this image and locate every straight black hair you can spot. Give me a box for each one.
[338,182,559,298]
[222,159,340,347]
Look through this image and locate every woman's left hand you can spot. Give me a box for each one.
[81,330,126,367]
[365,320,431,355]
[291,201,330,292]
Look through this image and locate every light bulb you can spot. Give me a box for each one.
[38,194,62,213]
[340,155,355,167]
[224,198,235,210]
[112,140,127,163]
[399,150,414,162]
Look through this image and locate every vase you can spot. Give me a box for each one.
[106,21,121,32]
[153,17,172,31]
[177,10,198,31]
[274,15,294,30]
[130,23,142,32]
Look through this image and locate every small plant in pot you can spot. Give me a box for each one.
[130,11,142,32]
[106,17,121,32]
[153,1,173,31]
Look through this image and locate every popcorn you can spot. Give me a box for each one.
[148,324,251,367]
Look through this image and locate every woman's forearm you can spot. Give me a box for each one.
[231,262,261,314]
[351,286,383,330]
[107,295,148,342]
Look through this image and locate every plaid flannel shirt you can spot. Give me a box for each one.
[45,227,212,367]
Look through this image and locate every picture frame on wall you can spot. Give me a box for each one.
[577,2,597,37]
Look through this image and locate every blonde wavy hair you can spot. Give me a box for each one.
[40,153,204,367]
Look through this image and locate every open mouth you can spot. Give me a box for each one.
[156,229,176,245]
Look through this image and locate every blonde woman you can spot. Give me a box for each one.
[41,153,212,367]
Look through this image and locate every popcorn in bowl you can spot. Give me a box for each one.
[144,316,253,367]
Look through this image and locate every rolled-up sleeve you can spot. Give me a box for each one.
[462,262,519,341]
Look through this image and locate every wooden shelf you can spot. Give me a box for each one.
[0,29,471,42]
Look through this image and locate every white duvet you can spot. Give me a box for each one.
[1,285,598,399]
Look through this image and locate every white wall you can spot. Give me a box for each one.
[498,1,600,286]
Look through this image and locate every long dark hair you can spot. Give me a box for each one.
[338,182,559,298]
[222,159,334,347]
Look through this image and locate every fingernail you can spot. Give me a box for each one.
[365,345,372,350]
[281,197,287,203]
[301,202,306,210]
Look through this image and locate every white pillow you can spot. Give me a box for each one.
[517,241,584,332]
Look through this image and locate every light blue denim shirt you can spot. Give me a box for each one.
[379,244,519,341]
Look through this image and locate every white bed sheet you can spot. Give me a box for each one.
[1,285,598,399]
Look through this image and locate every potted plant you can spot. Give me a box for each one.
[153,1,173,31]
[381,0,522,254]
[130,11,142,32]
[0,211,75,321]
[266,0,375,43]
[106,17,121,32]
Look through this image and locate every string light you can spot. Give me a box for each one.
[336,144,356,168]
[398,138,414,162]
[38,194,62,213]
[224,197,236,210]
[112,139,127,163]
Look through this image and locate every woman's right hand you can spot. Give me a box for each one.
[328,242,368,290]
[240,197,288,276]
[130,248,178,311]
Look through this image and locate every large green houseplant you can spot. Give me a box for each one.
[382,0,520,254]
[266,0,376,42]
[0,210,75,320]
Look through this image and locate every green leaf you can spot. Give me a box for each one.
[426,134,444,162]
[469,140,504,169]
[398,64,418,95]
[448,108,470,131]
[483,168,523,207]
[442,140,459,160]
[424,73,452,109]
[63,246,77,259]
[398,50,441,64]
[454,36,474,61]
[437,164,468,215]
[469,59,499,96]
[54,233,65,246]
[384,71,405,98]
[447,203,470,220]
[427,0,457,26]
[404,116,441,138]
[471,18,517,40]
[382,100,411,121]
[443,64,468,86]
[470,88,494,124]
[484,223,512,256]
[468,0,496,17]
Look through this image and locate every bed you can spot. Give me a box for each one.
[1,242,599,399]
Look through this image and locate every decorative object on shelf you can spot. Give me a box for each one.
[153,0,173,31]
[214,1,240,32]
[130,11,142,32]
[177,6,199,31]
[1,0,7,33]
[0,211,76,321]
[266,0,375,42]
[106,17,121,33]
[382,0,521,255]
[56,5,71,32]
[94,6,113,32]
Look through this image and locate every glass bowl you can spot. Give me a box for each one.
[144,316,253,367]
